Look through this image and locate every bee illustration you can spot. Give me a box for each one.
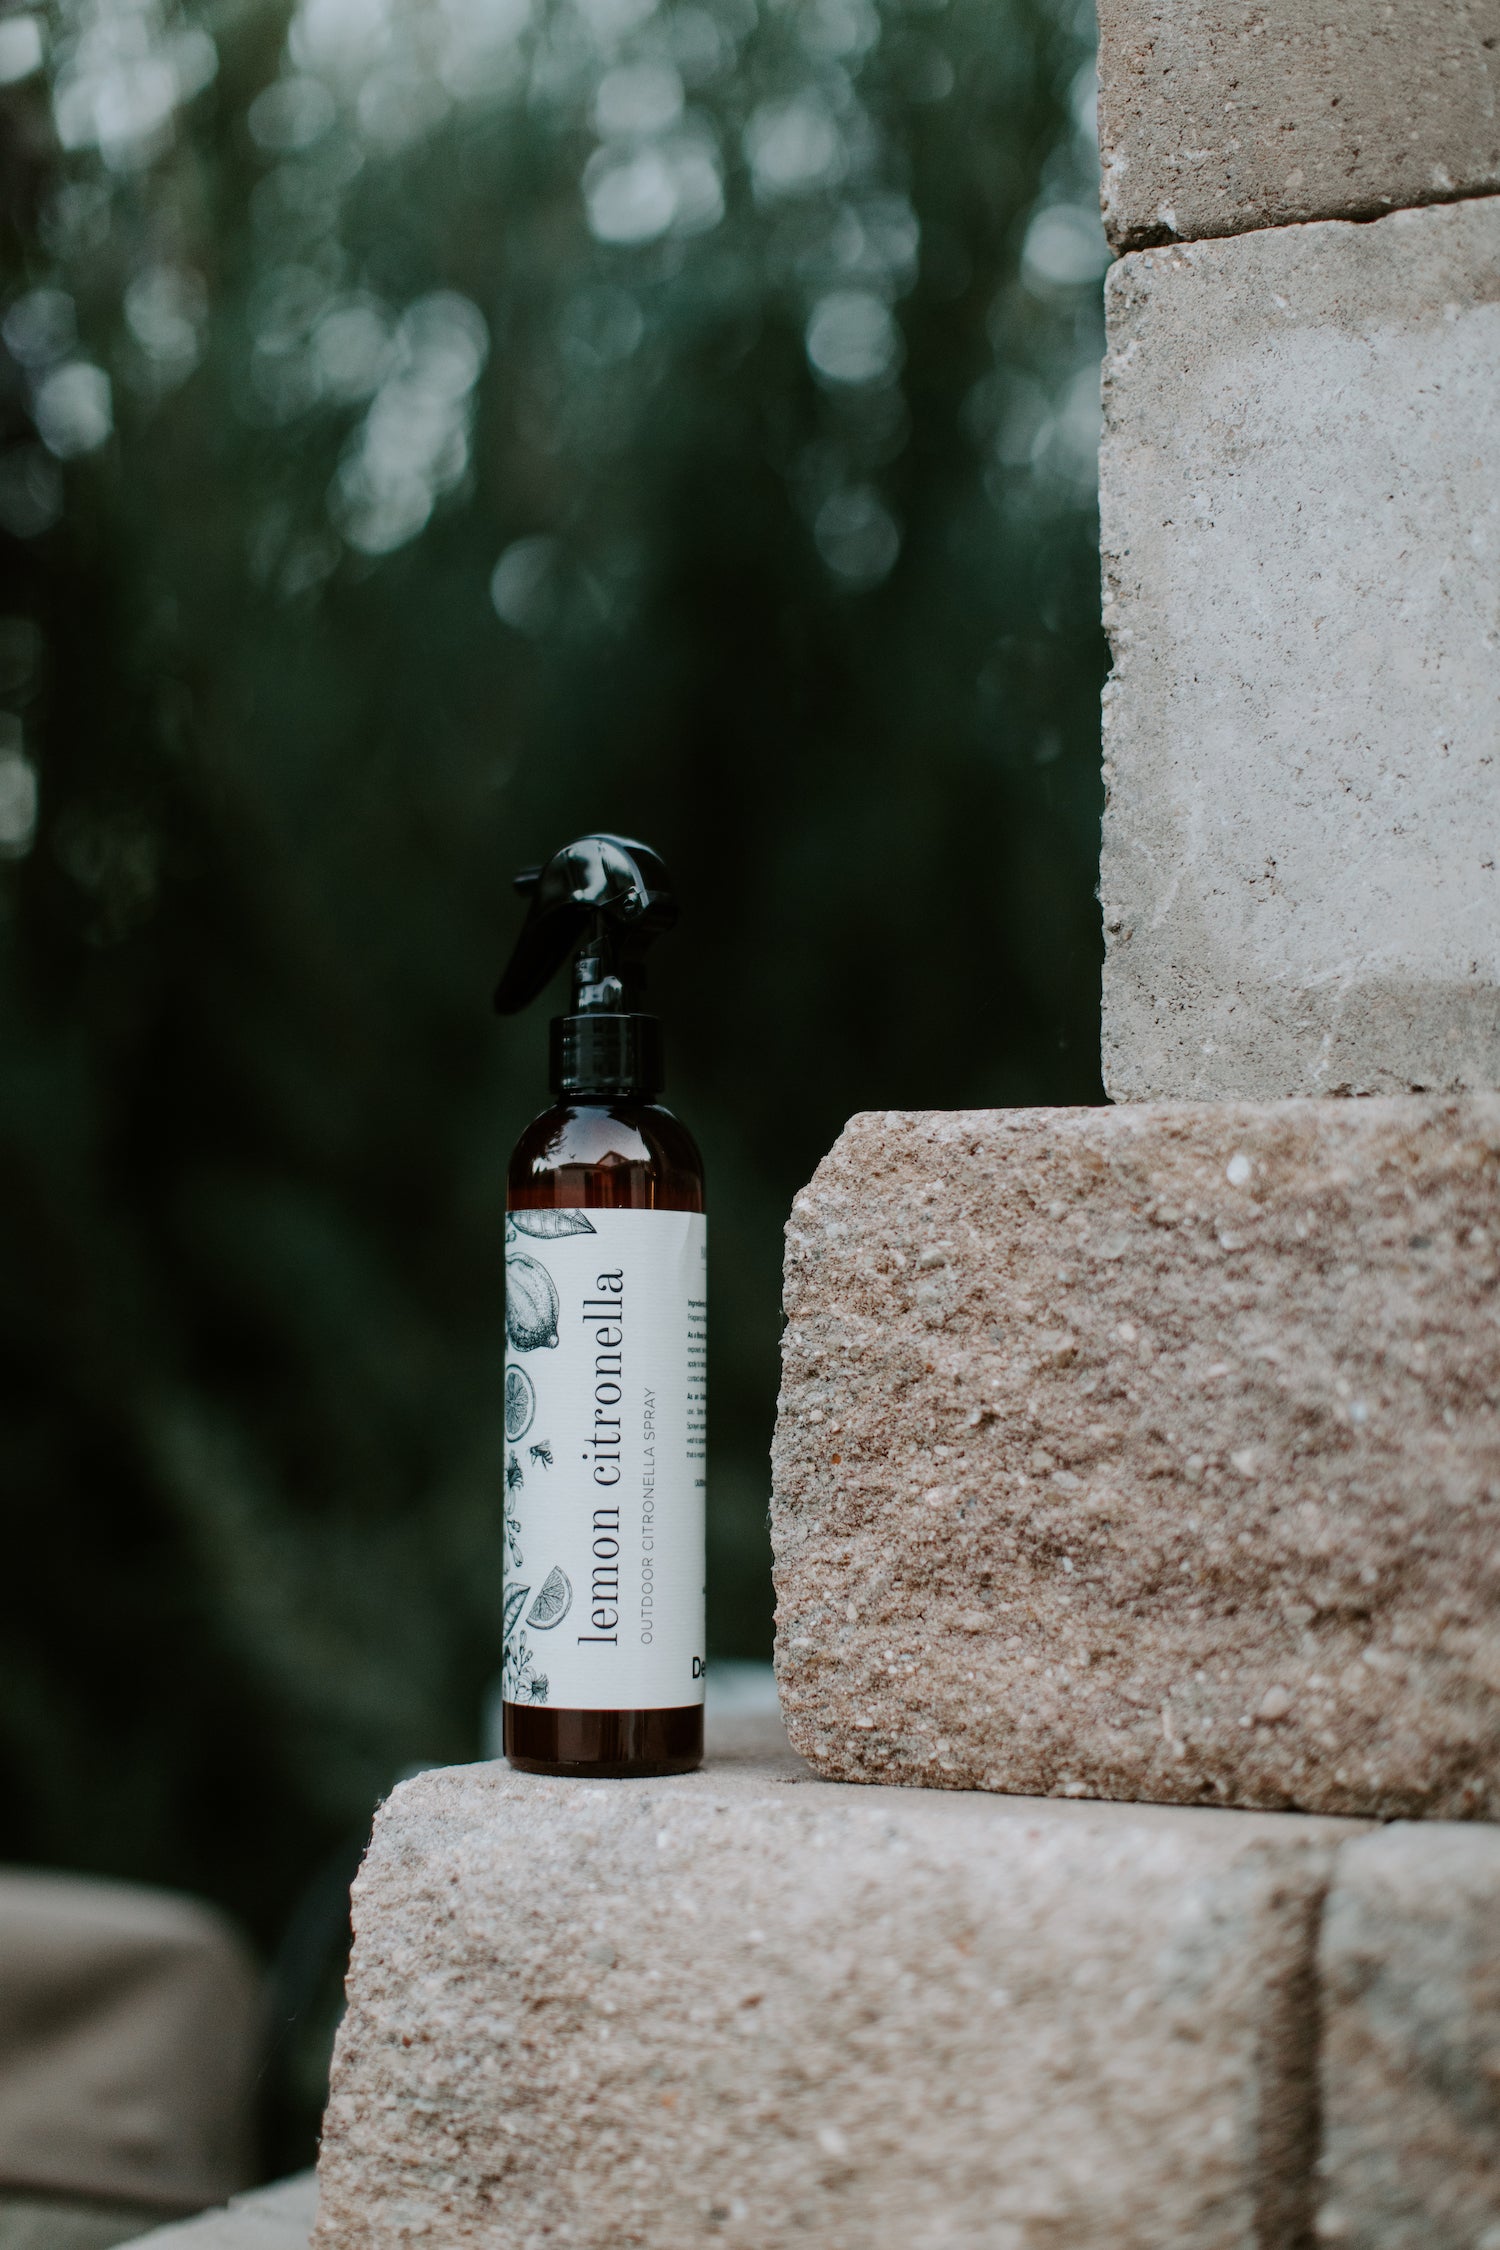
[529,1441,554,1468]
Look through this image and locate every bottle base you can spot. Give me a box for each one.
[503,1700,703,1777]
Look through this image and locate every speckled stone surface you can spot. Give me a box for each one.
[1099,199,1500,1103]
[121,2176,316,2250]
[1096,0,1500,250]
[771,1100,1500,1818]
[1318,1824,1500,2250]
[314,1759,1357,2250]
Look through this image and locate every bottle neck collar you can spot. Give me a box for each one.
[549,1013,663,1098]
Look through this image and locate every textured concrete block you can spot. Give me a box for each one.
[124,2177,316,2250]
[315,1760,1357,2250]
[771,1100,1500,1818]
[1096,0,1500,250]
[1099,199,1500,1103]
[1318,1825,1500,2250]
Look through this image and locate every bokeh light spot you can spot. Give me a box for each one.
[312,296,394,401]
[0,448,63,538]
[1021,203,1111,290]
[2,289,77,370]
[490,536,562,633]
[0,13,44,85]
[0,719,38,857]
[805,290,901,387]
[584,145,677,244]
[593,60,683,137]
[798,0,878,60]
[248,74,337,151]
[124,265,206,379]
[558,286,644,369]
[574,0,659,52]
[33,361,113,457]
[814,484,900,588]
[743,95,845,202]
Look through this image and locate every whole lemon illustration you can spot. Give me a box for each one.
[506,1253,560,1351]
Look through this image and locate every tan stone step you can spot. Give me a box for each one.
[313,1758,1361,2250]
[772,1097,1500,1819]
[1319,1823,1500,2250]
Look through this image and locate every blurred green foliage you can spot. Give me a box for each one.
[0,0,1106,2159]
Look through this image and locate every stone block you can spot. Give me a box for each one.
[1096,0,1500,250]
[771,1099,1500,1818]
[1099,198,1500,1103]
[0,1872,259,2211]
[1318,1825,1500,2250]
[123,2177,316,2250]
[314,1759,1357,2250]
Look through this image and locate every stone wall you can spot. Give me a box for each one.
[1100,199,1500,1101]
[1095,0,1500,248]
[313,1763,1500,2250]
[1096,4,1500,1098]
[313,5,1500,2244]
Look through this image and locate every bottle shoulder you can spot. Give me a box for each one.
[508,1099,703,1212]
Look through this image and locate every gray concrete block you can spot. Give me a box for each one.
[1096,0,1500,250]
[315,1760,1357,2250]
[0,2196,180,2250]
[771,1100,1500,1819]
[1318,1826,1500,2250]
[1099,198,1500,1102]
[120,2177,315,2250]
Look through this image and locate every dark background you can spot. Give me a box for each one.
[0,0,1107,2162]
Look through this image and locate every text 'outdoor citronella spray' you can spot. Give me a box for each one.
[494,835,706,1777]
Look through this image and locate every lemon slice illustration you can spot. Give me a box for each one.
[525,1566,573,1631]
[505,1365,536,1441]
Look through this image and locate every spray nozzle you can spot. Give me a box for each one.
[494,834,677,1096]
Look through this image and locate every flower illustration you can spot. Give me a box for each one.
[501,1619,550,1706]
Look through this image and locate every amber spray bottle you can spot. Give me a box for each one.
[493,835,705,1777]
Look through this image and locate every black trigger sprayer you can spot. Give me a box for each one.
[493,833,678,1098]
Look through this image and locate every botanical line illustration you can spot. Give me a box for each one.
[502,1581,550,1705]
[505,1210,598,1242]
[500,1210,594,1699]
[505,1364,536,1440]
[506,1252,560,1352]
[525,1565,573,1632]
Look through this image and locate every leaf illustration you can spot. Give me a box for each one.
[508,1209,597,1238]
[503,1584,530,1639]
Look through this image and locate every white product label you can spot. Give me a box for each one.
[502,1208,706,1711]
